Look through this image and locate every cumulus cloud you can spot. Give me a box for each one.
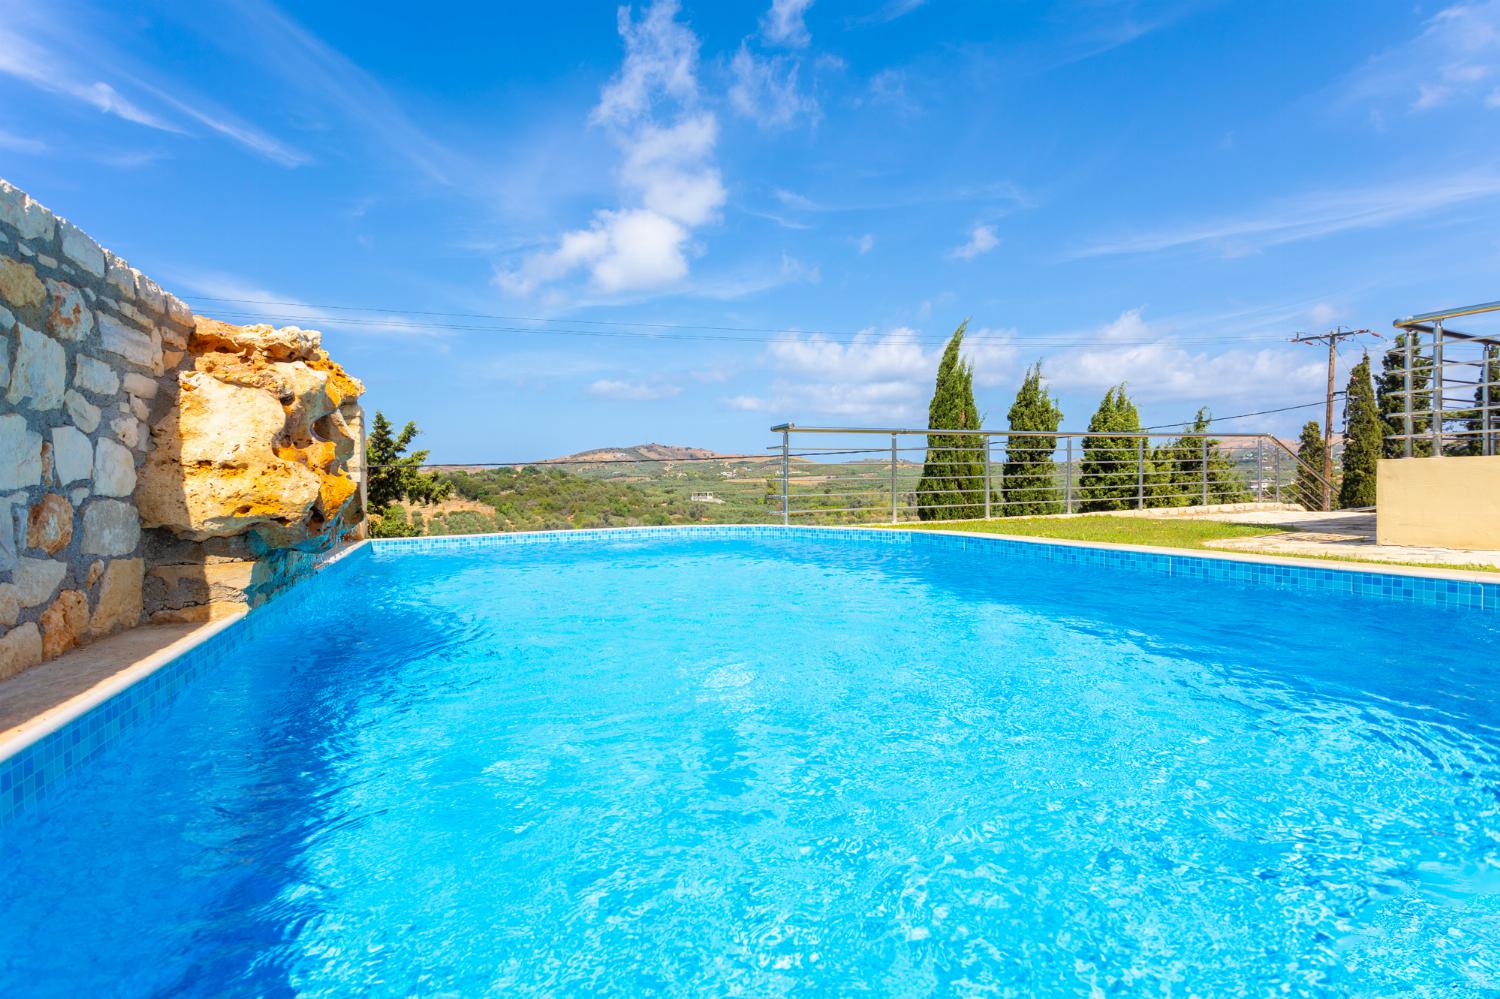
[949,224,999,260]
[499,1,725,297]
[726,327,1017,420]
[1044,309,1325,402]
[762,0,814,47]
[587,378,683,401]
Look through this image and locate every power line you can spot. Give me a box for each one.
[1142,396,1342,431]
[197,297,1293,349]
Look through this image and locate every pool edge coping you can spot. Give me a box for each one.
[0,538,373,777]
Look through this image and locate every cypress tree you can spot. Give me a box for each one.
[1377,333,1431,457]
[1338,354,1381,508]
[1001,362,1063,515]
[1149,408,1245,507]
[367,411,452,515]
[1078,385,1143,512]
[1460,345,1500,456]
[1294,420,1328,511]
[915,322,985,520]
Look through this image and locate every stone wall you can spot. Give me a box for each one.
[0,179,364,680]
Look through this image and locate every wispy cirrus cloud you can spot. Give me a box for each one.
[0,0,306,166]
[1075,171,1500,258]
[588,378,683,401]
[1337,1,1500,116]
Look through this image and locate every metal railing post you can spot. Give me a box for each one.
[1136,437,1145,510]
[1255,437,1264,501]
[1064,438,1073,514]
[983,437,992,520]
[1274,446,1281,503]
[780,429,790,525]
[890,433,898,524]
[1201,438,1209,507]
[1432,323,1444,456]
[1476,345,1488,456]
[1403,333,1413,457]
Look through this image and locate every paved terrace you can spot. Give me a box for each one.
[1185,508,1500,571]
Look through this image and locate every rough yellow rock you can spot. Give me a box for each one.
[27,493,73,555]
[40,589,88,659]
[90,559,143,637]
[0,256,44,308]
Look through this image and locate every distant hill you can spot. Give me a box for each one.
[542,443,738,464]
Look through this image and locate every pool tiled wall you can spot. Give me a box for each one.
[4,525,1496,827]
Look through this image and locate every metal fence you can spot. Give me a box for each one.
[1389,301,1500,457]
[769,425,1330,525]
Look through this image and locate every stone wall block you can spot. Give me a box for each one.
[46,279,94,341]
[103,253,138,300]
[13,557,66,608]
[58,220,106,277]
[6,322,66,409]
[90,558,143,637]
[0,623,43,682]
[74,353,120,396]
[51,426,93,485]
[80,499,140,556]
[122,371,157,400]
[94,438,137,497]
[0,413,43,491]
[97,313,163,372]
[0,255,44,309]
[40,589,88,659]
[27,494,73,555]
[64,389,102,433]
[0,584,18,627]
[0,180,54,241]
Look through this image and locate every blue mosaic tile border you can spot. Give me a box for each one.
[4,524,1494,827]
[372,524,1498,612]
[0,541,373,829]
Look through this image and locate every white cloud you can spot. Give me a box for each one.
[856,233,875,253]
[1077,171,1500,258]
[949,224,999,260]
[729,46,819,128]
[1340,2,1500,115]
[588,378,683,401]
[500,1,725,297]
[727,327,1017,420]
[762,0,814,47]
[1044,309,1325,402]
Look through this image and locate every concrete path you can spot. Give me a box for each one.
[1186,508,1500,571]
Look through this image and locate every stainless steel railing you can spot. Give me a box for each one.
[768,425,1331,525]
[1390,301,1500,457]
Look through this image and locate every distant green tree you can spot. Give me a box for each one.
[1078,385,1143,511]
[1294,420,1329,511]
[368,502,421,538]
[1377,333,1431,457]
[1456,345,1500,456]
[366,411,452,515]
[1338,354,1382,508]
[916,322,985,520]
[1001,362,1063,515]
[1148,408,1246,507]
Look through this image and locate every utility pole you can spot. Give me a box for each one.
[1292,327,1375,511]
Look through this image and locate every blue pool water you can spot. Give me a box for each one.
[2,532,1500,995]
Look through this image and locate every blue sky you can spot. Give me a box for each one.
[3,0,1499,460]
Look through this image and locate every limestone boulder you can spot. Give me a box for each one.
[0,623,43,681]
[137,370,323,541]
[192,318,320,362]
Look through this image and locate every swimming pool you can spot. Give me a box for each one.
[2,527,1498,994]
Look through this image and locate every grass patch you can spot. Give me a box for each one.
[886,515,1500,574]
[886,515,1279,550]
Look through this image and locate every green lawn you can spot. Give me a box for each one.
[886,515,1500,573]
[887,515,1278,549]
